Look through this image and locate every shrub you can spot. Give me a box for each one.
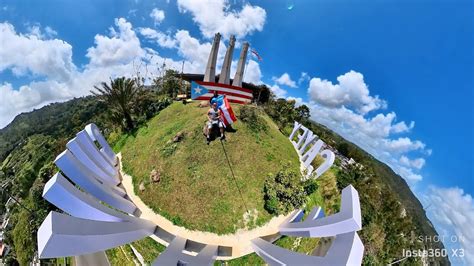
[239,104,268,133]
[263,165,306,215]
[303,178,318,195]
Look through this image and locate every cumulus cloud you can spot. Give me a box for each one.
[273,73,297,88]
[174,30,215,66]
[424,186,474,265]
[391,120,415,134]
[0,80,78,127]
[140,27,225,73]
[86,18,144,67]
[244,60,262,84]
[306,70,427,183]
[399,155,426,170]
[308,70,387,114]
[287,96,305,107]
[0,16,266,128]
[0,22,75,81]
[139,27,177,48]
[0,19,146,128]
[150,8,165,24]
[270,84,287,98]
[176,0,266,39]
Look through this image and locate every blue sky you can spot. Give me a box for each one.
[0,0,473,264]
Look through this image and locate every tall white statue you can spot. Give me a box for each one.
[232,42,249,87]
[218,35,236,85]
[204,33,221,82]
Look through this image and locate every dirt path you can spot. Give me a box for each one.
[118,153,294,259]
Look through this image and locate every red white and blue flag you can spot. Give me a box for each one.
[212,95,237,126]
[251,49,262,61]
[191,81,253,104]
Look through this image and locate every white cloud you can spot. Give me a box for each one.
[244,60,262,85]
[0,15,265,129]
[399,155,426,170]
[176,0,266,39]
[26,24,58,39]
[139,27,177,48]
[0,19,147,128]
[306,70,427,183]
[287,97,305,107]
[298,72,310,85]
[140,27,225,74]
[0,22,75,81]
[150,8,165,24]
[395,165,423,182]
[425,186,474,265]
[308,70,387,114]
[383,137,425,154]
[44,26,58,37]
[86,18,144,67]
[270,84,287,98]
[0,80,77,127]
[273,73,297,88]
[391,120,415,134]
[174,30,214,65]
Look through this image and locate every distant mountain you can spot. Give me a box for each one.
[308,120,449,265]
[0,96,114,265]
[0,96,109,162]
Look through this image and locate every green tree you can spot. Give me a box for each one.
[264,98,310,131]
[295,104,310,123]
[92,77,139,131]
[263,166,306,215]
[153,69,181,98]
[253,84,271,104]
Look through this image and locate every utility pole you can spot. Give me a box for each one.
[1,179,36,217]
[181,60,185,95]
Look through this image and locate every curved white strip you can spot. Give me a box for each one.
[38,212,155,258]
[54,150,136,214]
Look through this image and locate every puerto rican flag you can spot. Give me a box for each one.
[251,49,262,61]
[191,81,253,104]
[213,95,237,126]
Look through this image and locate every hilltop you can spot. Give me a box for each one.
[118,102,301,234]
[0,95,449,265]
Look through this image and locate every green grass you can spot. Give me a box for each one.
[217,165,341,265]
[114,105,343,263]
[131,237,166,264]
[55,257,72,265]
[106,245,136,266]
[119,102,300,234]
[216,253,266,265]
[106,238,165,266]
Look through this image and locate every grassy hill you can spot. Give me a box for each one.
[118,102,301,234]
[0,95,449,265]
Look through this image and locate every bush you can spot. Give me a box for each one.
[264,196,279,214]
[239,105,268,133]
[134,92,172,125]
[263,165,306,215]
[303,178,318,195]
